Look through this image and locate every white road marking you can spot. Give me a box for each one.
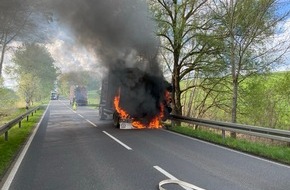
[164,129,290,169]
[102,131,132,150]
[86,119,97,127]
[154,166,178,180]
[1,105,49,190]
[59,100,98,127]
[154,165,206,190]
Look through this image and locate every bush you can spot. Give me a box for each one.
[0,87,19,114]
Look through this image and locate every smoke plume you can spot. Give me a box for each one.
[49,0,170,123]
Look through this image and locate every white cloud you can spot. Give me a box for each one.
[3,24,104,88]
[46,39,100,73]
[45,24,102,74]
[271,17,290,71]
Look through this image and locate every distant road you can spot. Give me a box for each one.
[2,100,290,190]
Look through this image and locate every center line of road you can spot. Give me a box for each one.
[86,119,97,127]
[78,114,84,118]
[102,131,132,150]
[153,166,206,190]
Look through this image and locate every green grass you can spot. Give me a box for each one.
[168,125,290,165]
[0,108,27,126]
[0,108,45,178]
[87,90,100,105]
[0,101,47,126]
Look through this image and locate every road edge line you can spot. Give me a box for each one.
[1,104,49,190]
[164,129,290,169]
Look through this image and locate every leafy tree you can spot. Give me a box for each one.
[17,73,40,107]
[149,0,223,116]
[11,43,59,105]
[211,0,290,137]
[240,72,290,130]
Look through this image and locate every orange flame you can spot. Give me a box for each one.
[114,95,129,119]
[113,92,164,129]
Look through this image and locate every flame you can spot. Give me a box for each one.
[114,95,129,119]
[113,92,164,129]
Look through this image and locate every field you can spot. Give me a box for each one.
[87,90,100,106]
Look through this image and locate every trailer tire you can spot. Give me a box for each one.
[113,112,120,128]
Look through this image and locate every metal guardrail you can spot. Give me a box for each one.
[169,114,290,143]
[0,106,40,141]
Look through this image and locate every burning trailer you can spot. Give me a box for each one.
[50,0,169,128]
[99,66,172,129]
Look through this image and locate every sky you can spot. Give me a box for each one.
[273,0,290,70]
[45,0,290,74]
[2,0,290,88]
[277,0,290,16]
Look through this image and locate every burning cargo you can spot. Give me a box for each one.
[99,66,172,129]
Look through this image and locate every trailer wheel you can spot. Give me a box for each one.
[99,107,107,120]
[113,112,120,128]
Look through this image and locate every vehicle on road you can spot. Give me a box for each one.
[99,68,172,129]
[50,91,59,100]
[70,85,88,106]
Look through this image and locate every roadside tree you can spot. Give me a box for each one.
[0,0,37,77]
[150,0,224,117]
[211,0,290,137]
[11,43,58,105]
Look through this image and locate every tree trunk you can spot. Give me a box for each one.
[231,77,238,138]
[229,0,237,138]
[186,90,194,117]
[171,54,182,126]
[0,35,7,78]
[172,64,182,116]
[172,0,182,119]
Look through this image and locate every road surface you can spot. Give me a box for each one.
[1,100,290,190]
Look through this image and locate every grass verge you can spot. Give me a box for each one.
[0,107,45,179]
[0,108,27,126]
[168,125,290,165]
[87,90,99,105]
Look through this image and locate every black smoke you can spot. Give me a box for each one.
[49,0,170,124]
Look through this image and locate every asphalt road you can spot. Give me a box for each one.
[1,100,290,190]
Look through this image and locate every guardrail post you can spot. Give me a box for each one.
[31,112,33,116]
[27,115,29,121]
[171,120,176,127]
[19,121,22,128]
[222,130,225,143]
[5,131,8,141]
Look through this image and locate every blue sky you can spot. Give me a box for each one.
[276,0,290,17]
